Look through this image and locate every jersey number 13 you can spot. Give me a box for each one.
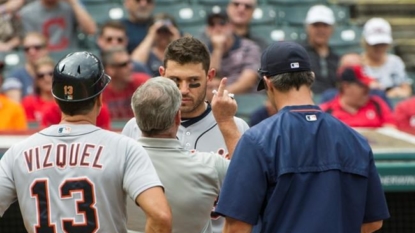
[30,177,99,233]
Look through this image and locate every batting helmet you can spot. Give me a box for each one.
[52,51,111,102]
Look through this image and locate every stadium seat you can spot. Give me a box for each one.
[277,5,350,26]
[181,24,205,37]
[194,0,228,8]
[154,4,207,26]
[267,0,327,5]
[331,44,363,56]
[250,25,302,44]
[329,25,362,47]
[0,51,25,77]
[84,3,125,25]
[251,4,278,25]
[235,94,268,122]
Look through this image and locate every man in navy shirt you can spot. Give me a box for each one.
[215,41,389,233]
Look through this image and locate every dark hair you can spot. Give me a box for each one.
[268,71,314,92]
[164,36,210,74]
[99,21,126,36]
[56,96,98,116]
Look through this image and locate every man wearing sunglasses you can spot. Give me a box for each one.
[101,46,150,120]
[97,20,152,75]
[226,0,268,51]
[122,0,155,54]
[206,10,261,94]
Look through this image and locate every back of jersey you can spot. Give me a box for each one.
[0,124,159,233]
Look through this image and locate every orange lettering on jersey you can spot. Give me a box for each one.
[92,146,103,169]
[43,145,53,168]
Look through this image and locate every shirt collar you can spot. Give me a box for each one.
[138,137,183,149]
[278,105,322,114]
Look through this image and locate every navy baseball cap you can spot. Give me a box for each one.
[257,41,312,91]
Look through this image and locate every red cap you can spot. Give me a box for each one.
[337,65,374,87]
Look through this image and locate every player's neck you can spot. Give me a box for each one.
[60,111,98,126]
[273,86,315,111]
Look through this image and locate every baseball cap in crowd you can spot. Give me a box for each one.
[257,41,311,91]
[207,9,228,26]
[338,65,373,87]
[363,18,393,45]
[305,5,335,25]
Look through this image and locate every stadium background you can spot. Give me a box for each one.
[1,0,415,232]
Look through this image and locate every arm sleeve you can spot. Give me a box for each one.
[363,153,390,223]
[0,148,17,217]
[392,55,411,85]
[123,139,163,202]
[215,133,268,225]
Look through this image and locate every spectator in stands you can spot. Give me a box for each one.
[226,0,268,50]
[0,61,27,131]
[21,56,55,122]
[303,5,339,95]
[102,46,150,119]
[41,101,111,129]
[362,17,412,98]
[0,0,24,52]
[3,32,49,102]
[319,53,392,109]
[394,97,415,135]
[206,10,260,94]
[19,0,96,51]
[122,0,155,53]
[97,20,151,74]
[320,65,395,128]
[131,13,181,76]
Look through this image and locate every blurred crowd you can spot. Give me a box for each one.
[0,0,415,136]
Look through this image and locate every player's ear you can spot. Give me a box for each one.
[207,68,216,82]
[159,66,166,76]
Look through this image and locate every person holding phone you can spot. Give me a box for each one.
[131,13,181,76]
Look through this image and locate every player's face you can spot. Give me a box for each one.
[35,64,53,94]
[160,61,214,118]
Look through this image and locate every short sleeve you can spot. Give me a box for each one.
[215,133,268,225]
[363,154,390,223]
[123,139,163,203]
[391,55,411,85]
[0,148,17,217]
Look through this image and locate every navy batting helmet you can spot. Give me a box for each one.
[52,51,111,102]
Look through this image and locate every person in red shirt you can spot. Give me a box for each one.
[394,97,415,135]
[101,46,150,119]
[320,65,395,128]
[40,102,111,130]
[21,56,56,122]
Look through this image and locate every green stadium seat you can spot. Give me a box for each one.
[267,0,327,5]
[0,51,25,76]
[329,25,362,47]
[84,3,125,25]
[154,4,207,26]
[250,25,301,44]
[195,0,228,7]
[235,94,268,121]
[251,4,278,25]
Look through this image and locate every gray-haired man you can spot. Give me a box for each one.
[127,76,240,233]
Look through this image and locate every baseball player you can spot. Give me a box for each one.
[122,37,249,233]
[126,76,239,233]
[0,52,172,233]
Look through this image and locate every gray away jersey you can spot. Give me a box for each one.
[122,110,249,233]
[0,124,162,233]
